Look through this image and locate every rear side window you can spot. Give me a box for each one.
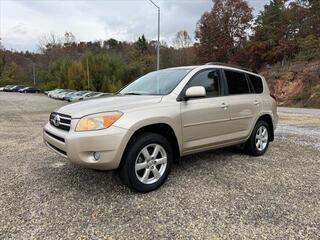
[224,70,250,95]
[248,74,264,93]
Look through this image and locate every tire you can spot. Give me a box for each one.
[244,120,270,156]
[119,133,173,193]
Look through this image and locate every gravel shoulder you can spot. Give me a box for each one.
[1,92,319,239]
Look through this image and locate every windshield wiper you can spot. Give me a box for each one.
[122,92,143,95]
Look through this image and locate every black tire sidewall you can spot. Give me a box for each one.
[123,133,173,193]
[248,120,270,156]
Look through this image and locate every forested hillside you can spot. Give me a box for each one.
[1,0,319,106]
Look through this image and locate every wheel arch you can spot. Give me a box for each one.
[256,114,274,141]
[121,123,181,165]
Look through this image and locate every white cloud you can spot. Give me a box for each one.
[0,0,269,52]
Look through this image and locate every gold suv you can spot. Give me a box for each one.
[43,63,278,192]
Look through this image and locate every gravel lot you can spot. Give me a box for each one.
[0,92,319,239]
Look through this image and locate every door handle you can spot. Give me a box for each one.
[254,100,260,105]
[220,102,228,109]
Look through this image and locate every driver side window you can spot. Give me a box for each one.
[186,69,221,98]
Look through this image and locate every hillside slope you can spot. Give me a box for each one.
[260,60,320,108]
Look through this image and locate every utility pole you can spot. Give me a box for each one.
[86,58,90,90]
[148,0,160,70]
[32,62,36,86]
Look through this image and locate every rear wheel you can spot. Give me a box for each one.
[119,133,173,193]
[245,120,270,156]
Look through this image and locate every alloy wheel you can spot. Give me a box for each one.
[135,144,167,184]
[255,125,268,151]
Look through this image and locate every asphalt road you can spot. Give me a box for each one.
[278,107,320,117]
[1,92,319,239]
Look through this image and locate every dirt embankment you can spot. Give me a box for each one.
[260,60,320,108]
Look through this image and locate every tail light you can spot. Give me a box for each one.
[270,94,277,101]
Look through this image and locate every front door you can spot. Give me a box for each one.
[180,69,231,153]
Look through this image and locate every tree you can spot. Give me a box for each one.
[103,38,121,50]
[0,51,5,76]
[129,35,155,75]
[0,39,4,50]
[174,31,192,65]
[300,0,320,37]
[173,30,193,65]
[64,32,76,47]
[173,30,192,49]
[296,34,320,60]
[67,61,86,90]
[254,0,286,42]
[38,32,61,53]
[135,35,148,54]
[0,62,27,85]
[195,0,253,63]
[244,0,298,68]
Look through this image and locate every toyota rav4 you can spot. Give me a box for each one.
[43,63,278,192]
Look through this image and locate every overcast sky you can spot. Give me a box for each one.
[0,0,269,52]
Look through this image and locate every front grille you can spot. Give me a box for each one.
[49,112,72,131]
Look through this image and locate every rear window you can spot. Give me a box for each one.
[224,70,250,95]
[248,74,263,93]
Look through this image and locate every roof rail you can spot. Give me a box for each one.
[205,62,257,74]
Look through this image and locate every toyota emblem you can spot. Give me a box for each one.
[53,115,61,127]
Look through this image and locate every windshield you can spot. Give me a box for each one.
[86,92,99,97]
[120,68,192,95]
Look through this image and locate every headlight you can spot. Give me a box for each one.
[75,111,123,131]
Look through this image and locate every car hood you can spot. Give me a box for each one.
[57,95,163,118]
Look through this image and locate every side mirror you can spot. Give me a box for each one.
[184,86,206,100]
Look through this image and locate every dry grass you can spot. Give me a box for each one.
[279,112,320,125]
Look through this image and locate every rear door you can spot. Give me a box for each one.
[223,69,261,139]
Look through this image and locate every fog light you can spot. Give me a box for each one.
[93,152,100,161]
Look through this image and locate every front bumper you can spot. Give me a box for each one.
[43,122,132,170]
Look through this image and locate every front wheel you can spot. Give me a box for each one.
[119,133,173,193]
[245,120,270,156]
